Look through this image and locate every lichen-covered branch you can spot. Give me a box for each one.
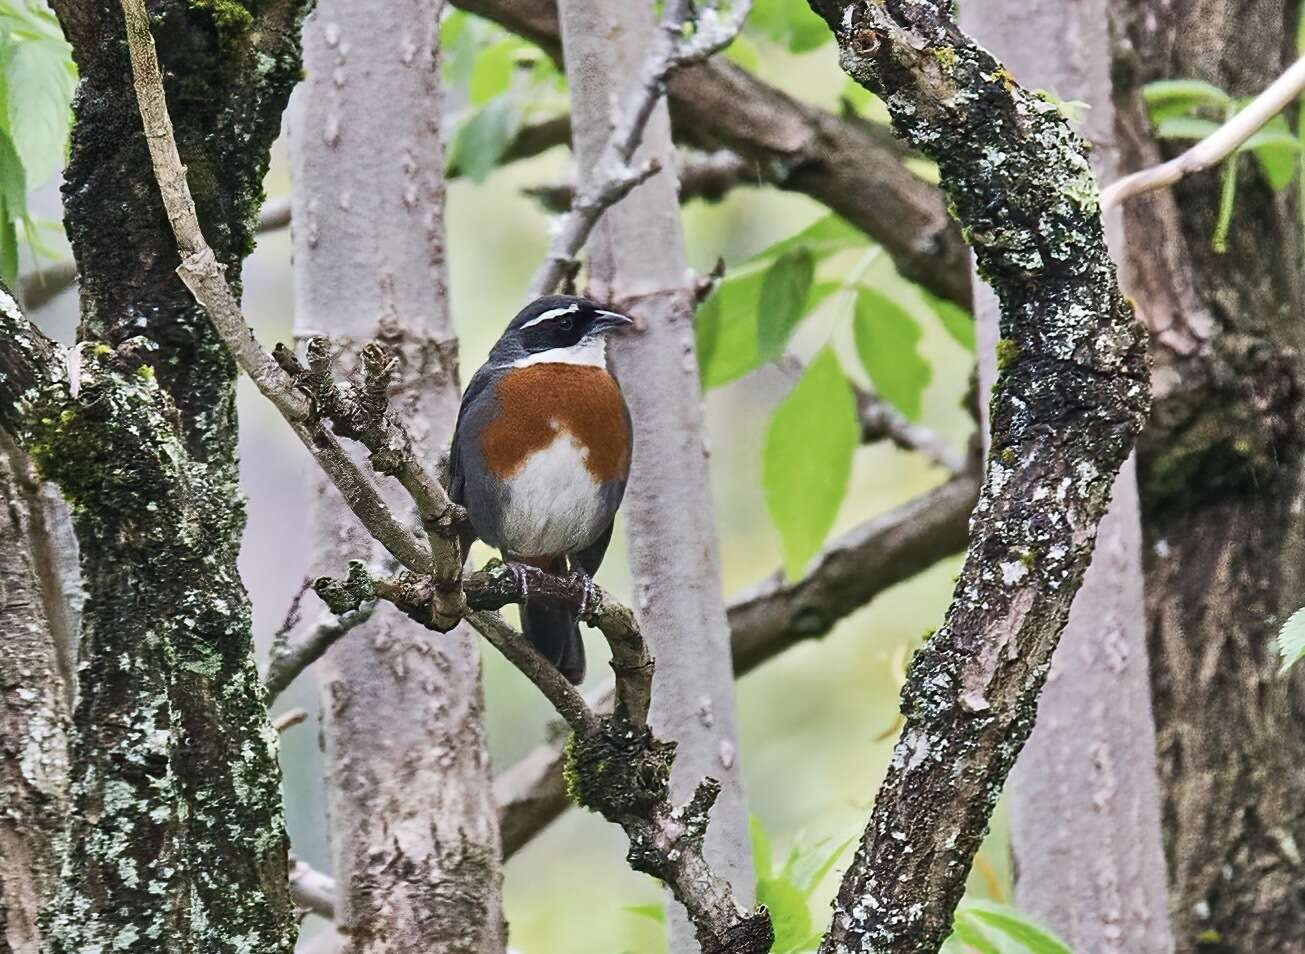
[0,424,70,953]
[798,2,1150,951]
[495,473,978,857]
[262,603,375,701]
[526,0,751,297]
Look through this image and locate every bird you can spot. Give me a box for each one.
[449,295,634,684]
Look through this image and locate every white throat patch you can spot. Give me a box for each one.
[512,336,608,369]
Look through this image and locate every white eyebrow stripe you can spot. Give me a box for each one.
[520,303,580,329]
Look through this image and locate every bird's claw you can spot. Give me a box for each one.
[567,569,597,619]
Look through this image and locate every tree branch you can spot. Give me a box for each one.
[312,557,771,953]
[799,2,1150,951]
[526,0,750,297]
[287,857,336,920]
[525,149,758,212]
[495,472,979,856]
[1101,55,1305,210]
[262,603,376,701]
[120,0,470,621]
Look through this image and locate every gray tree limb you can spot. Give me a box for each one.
[958,3,1173,950]
[797,2,1150,951]
[286,1,504,950]
[557,2,756,950]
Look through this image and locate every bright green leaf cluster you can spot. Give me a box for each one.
[696,214,862,389]
[1143,75,1305,250]
[942,900,1072,954]
[745,0,832,54]
[750,816,853,954]
[442,10,565,183]
[0,0,76,283]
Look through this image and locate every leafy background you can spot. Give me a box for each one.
[27,0,1298,949]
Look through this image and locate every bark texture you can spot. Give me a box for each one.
[961,3,1173,951]
[288,3,504,951]
[35,1,307,948]
[0,434,70,954]
[1112,1,1305,949]
[556,2,755,947]
[804,2,1150,951]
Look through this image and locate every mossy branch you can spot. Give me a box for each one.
[801,2,1151,953]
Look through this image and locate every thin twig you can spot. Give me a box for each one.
[524,150,756,212]
[272,708,308,732]
[856,388,967,474]
[263,603,377,700]
[1101,55,1305,210]
[526,0,751,297]
[288,856,336,919]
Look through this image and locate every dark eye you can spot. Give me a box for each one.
[558,316,574,331]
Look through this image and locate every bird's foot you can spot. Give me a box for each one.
[566,569,597,619]
[506,560,532,600]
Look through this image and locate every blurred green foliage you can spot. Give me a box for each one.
[0,0,74,283]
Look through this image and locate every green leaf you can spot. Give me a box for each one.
[468,38,521,105]
[763,349,858,578]
[1142,78,1233,123]
[622,903,666,925]
[926,293,976,352]
[0,122,26,215]
[447,96,521,183]
[696,268,766,390]
[1154,115,1222,141]
[757,877,814,954]
[0,196,17,286]
[789,837,853,898]
[962,901,1072,954]
[949,918,1003,954]
[757,248,815,362]
[853,289,932,420]
[747,214,864,265]
[1246,115,1300,190]
[1276,606,1305,673]
[3,19,76,188]
[723,33,761,72]
[747,0,831,53]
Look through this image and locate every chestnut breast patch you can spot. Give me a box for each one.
[479,363,631,484]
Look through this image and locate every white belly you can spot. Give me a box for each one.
[498,429,607,557]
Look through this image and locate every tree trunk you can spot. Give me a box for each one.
[555,0,755,946]
[1111,2,1305,949]
[0,433,70,954]
[40,1,308,948]
[960,3,1174,950]
[288,3,504,951]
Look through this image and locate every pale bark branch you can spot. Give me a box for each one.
[1100,55,1305,211]
[526,0,750,297]
[262,603,375,701]
[288,857,337,920]
[495,472,978,856]
[801,2,1151,951]
[857,389,968,474]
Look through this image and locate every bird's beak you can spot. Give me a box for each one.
[593,310,635,334]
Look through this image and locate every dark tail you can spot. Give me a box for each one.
[522,601,586,684]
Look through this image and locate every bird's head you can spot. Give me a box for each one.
[494,295,634,368]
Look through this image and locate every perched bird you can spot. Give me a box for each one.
[450,296,634,684]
